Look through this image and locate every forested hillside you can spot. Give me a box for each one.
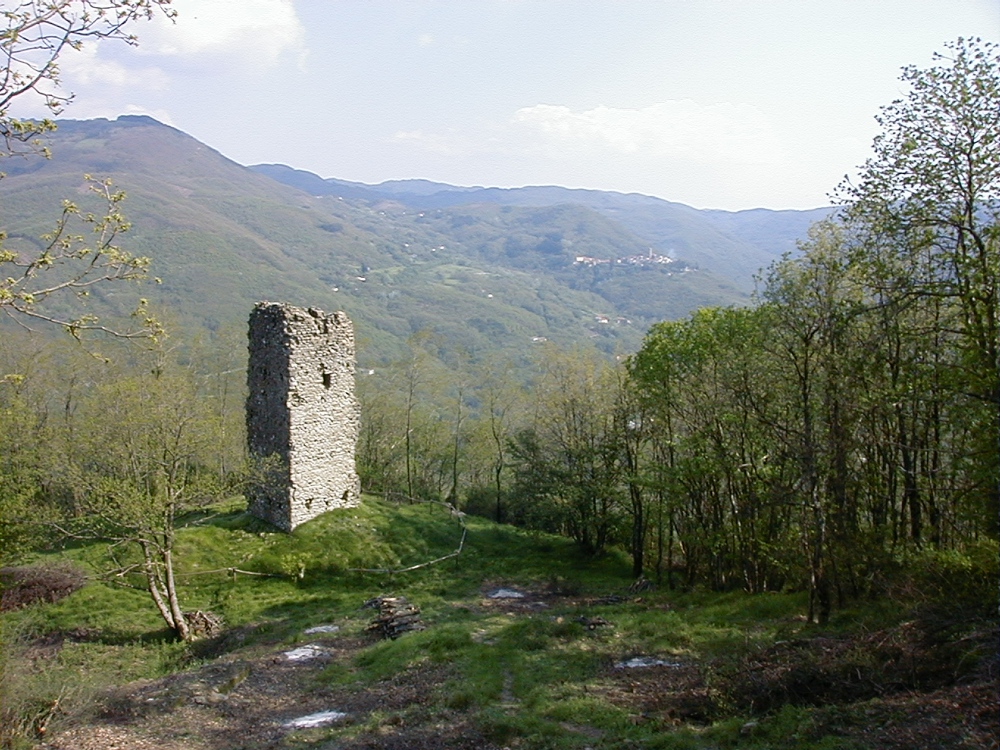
[0,116,794,365]
[252,164,834,292]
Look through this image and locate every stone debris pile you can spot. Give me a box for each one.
[628,578,655,594]
[576,615,612,630]
[363,596,425,639]
[184,610,224,639]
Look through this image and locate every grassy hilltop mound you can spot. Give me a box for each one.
[2,496,994,749]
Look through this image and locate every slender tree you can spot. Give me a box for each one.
[54,357,228,641]
[1,2,172,337]
[839,37,1000,532]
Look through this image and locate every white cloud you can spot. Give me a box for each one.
[392,129,472,155]
[141,0,306,67]
[119,104,176,125]
[385,101,799,209]
[512,101,784,165]
[60,42,170,89]
[392,101,785,168]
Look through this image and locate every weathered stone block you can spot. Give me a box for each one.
[246,302,360,531]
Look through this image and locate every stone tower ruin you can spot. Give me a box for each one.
[246,302,361,531]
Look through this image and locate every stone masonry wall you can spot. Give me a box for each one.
[246,302,361,531]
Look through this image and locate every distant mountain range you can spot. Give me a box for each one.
[0,116,833,364]
[251,164,833,292]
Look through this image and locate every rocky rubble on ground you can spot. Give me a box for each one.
[363,595,425,639]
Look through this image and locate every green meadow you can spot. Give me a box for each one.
[3,496,993,749]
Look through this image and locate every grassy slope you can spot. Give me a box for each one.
[4,497,993,749]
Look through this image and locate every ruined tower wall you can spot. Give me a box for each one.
[246,302,361,531]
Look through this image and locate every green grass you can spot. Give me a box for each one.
[3,494,977,749]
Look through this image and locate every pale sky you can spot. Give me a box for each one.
[25,0,1000,211]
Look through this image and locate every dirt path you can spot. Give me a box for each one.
[37,590,999,750]
[40,625,505,750]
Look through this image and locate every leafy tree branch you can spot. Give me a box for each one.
[0,174,162,338]
[1,0,175,155]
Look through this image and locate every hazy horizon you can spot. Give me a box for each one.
[18,0,999,211]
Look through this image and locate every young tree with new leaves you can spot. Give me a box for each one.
[2,0,175,153]
[839,37,1000,531]
[1,1,177,645]
[1,0,172,576]
[1,0,172,338]
[70,356,230,640]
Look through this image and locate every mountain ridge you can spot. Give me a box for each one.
[1,116,827,363]
[250,163,834,291]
